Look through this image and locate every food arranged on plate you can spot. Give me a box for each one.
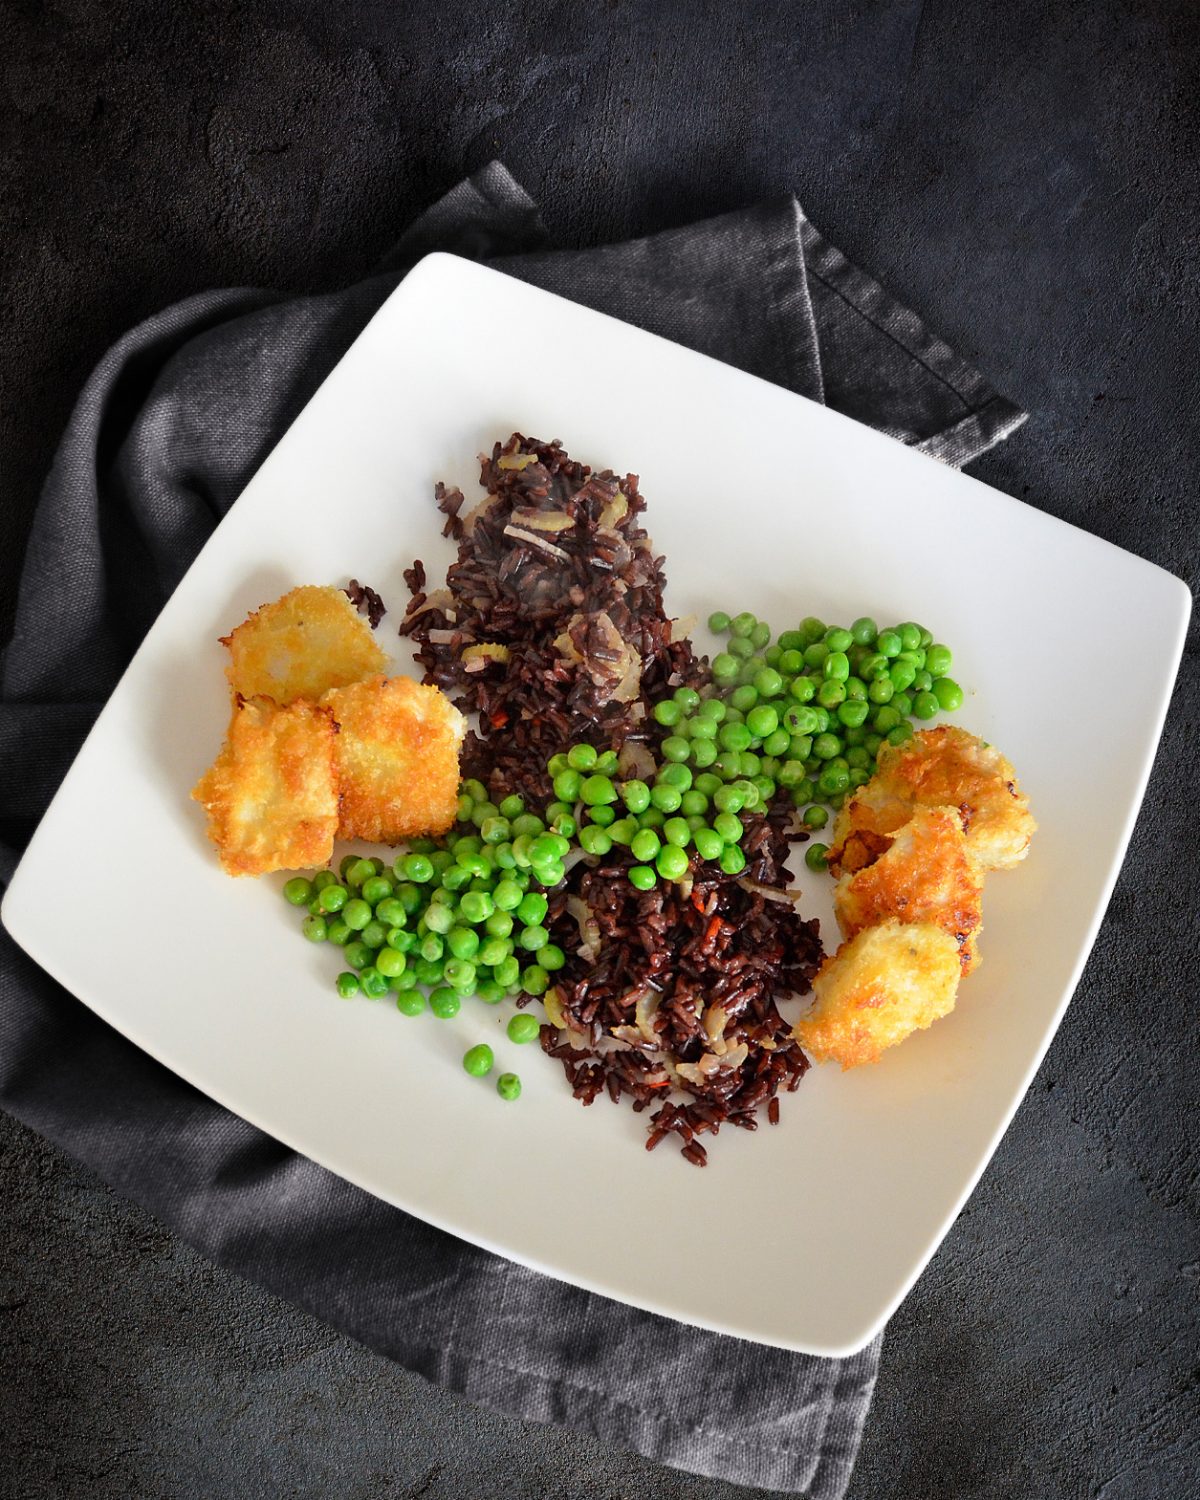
[192,434,1035,1161]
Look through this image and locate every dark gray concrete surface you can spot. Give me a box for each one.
[2,2,1197,1496]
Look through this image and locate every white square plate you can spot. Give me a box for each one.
[4,254,1189,1355]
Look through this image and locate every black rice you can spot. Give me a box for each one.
[404,435,824,1163]
[344,578,386,628]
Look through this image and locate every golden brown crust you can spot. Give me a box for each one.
[833,805,985,975]
[191,695,339,876]
[832,725,1036,873]
[222,584,387,705]
[792,921,962,1069]
[322,675,465,843]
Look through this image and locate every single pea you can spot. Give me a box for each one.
[493,955,521,988]
[342,858,372,890]
[819,765,850,797]
[541,944,565,972]
[501,1012,538,1046]
[893,691,914,718]
[659,762,693,792]
[817,679,846,709]
[460,777,489,804]
[325,917,352,946]
[652,844,687,881]
[926,644,953,678]
[864,732,883,756]
[491,794,521,822]
[777,629,805,652]
[877,629,902,659]
[461,890,496,925]
[775,649,803,677]
[799,615,826,643]
[812,732,841,761]
[713,810,743,844]
[375,897,408,929]
[611,777,647,815]
[729,683,758,714]
[533,858,565,888]
[728,637,755,660]
[764,644,782,668]
[342,897,373,932]
[413,958,444,987]
[778,759,806,789]
[896,622,921,652]
[803,643,829,674]
[686,715,718,743]
[679,789,709,817]
[475,981,504,1005]
[442,958,477,993]
[359,876,391,907]
[846,746,871,770]
[607,816,637,845]
[824,627,854,653]
[719,844,747,875]
[497,1072,522,1101]
[751,666,783,700]
[581,774,618,806]
[315,883,347,914]
[284,876,315,907]
[302,914,328,943]
[507,814,542,839]
[913,689,940,720]
[694,771,722,796]
[712,652,740,684]
[626,864,655,890]
[359,967,389,1000]
[519,965,549,999]
[492,879,522,912]
[390,988,422,1016]
[729,611,756,638]
[648,783,682,814]
[716,722,750,753]
[762,727,791,758]
[517,921,549,953]
[447,927,481,962]
[868,676,896,706]
[872,705,901,733]
[629,828,660,863]
[589,803,617,826]
[837,699,870,729]
[662,816,691,848]
[421,932,446,964]
[478,935,512,967]
[653,698,683,728]
[784,704,819,738]
[698,697,727,723]
[788,675,816,704]
[691,827,721,861]
[562,744,596,776]
[402,853,433,883]
[859,652,888,681]
[707,610,732,634]
[342,940,372,972]
[422,903,453,937]
[850,616,878,646]
[375,946,407,979]
[713,784,744,814]
[594,749,620,775]
[824,651,850,682]
[360,920,387,949]
[934,677,963,711]
[579,824,613,856]
[335,972,361,1000]
[805,842,829,872]
[484,909,514,940]
[745,704,779,740]
[546,753,570,777]
[750,620,772,649]
[423,987,456,1020]
[888,722,915,746]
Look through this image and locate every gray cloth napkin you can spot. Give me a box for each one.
[0,162,1025,1497]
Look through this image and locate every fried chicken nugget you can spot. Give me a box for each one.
[322,675,464,843]
[222,585,387,705]
[793,920,962,1069]
[832,725,1036,872]
[191,695,339,876]
[833,806,985,975]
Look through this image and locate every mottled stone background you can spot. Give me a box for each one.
[1,2,1196,1496]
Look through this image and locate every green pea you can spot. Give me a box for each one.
[913,690,940,720]
[314,883,346,914]
[788,675,816,704]
[335,972,360,1000]
[605,816,635,846]
[581,774,618,806]
[719,844,746,875]
[339,898,369,932]
[447,927,481,962]
[713,784,744,814]
[898,622,922,652]
[801,801,828,828]
[359,920,386,948]
[824,627,853,653]
[284,876,315,907]
[517,922,548,953]
[888,722,915,746]
[661,816,691,848]
[497,1072,522,1101]
[424,987,457,1020]
[493,955,521,989]
[823,651,850,682]
[629,828,660,863]
[818,765,850,797]
[358,967,388,1000]
[541,944,565,972]
[784,705,819,738]
[926,644,952,678]
[689,827,719,861]
[812,732,840,761]
[727,611,755,638]
[877,630,902,658]
[475,981,504,1005]
[762,727,791,758]
[660,735,690,764]
[403,854,434,883]
[658,763,692,792]
[729,684,758,714]
[413,958,444,987]
[750,667,782,700]
[805,842,829,872]
[627,864,656,890]
[893,691,914,718]
[678,790,707,818]
[375,947,407,979]
[645,783,679,815]
[837,699,870,729]
[850,616,877,646]
[817,679,846,709]
[685,716,718,743]
[934,677,963,711]
[324,916,350,946]
[504,1013,539,1045]
[713,811,743,844]
[652,844,687,881]
[342,940,372,969]
[712,652,740,684]
[653,699,682,727]
[301,914,328,943]
[589,803,617,826]
[750,620,772,649]
[745,704,779,740]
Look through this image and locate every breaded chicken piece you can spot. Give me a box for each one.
[222,585,387,705]
[793,921,962,1069]
[191,695,339,876]
[833,806,985,975]
[322,675,464,842]
[831,725,1036,872]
